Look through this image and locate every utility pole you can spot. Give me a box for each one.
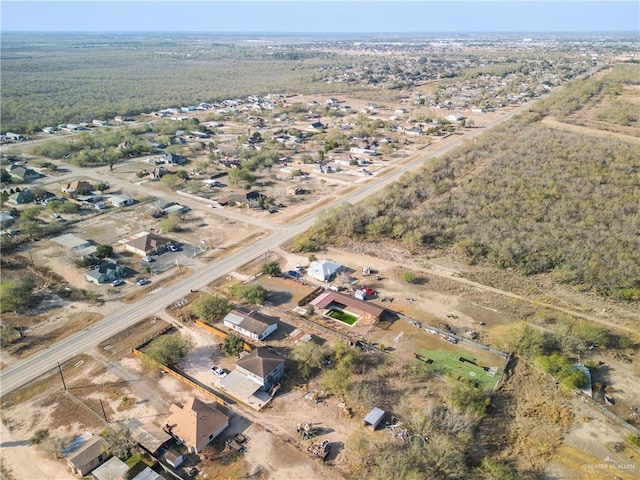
[57,362,67,391]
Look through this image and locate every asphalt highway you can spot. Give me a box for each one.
[0,103,527,395]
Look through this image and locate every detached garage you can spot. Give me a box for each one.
[363,407,386,430]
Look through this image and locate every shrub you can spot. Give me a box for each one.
[402,271,416,283]
[261,261,281,277]
[222,333,245,357]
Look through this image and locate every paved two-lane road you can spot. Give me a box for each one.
[0,103,529,395]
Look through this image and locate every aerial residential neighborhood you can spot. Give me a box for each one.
[1,4,639,479]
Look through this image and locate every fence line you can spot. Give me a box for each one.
[132,348,228,406]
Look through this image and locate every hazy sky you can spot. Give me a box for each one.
[2,1,638,33]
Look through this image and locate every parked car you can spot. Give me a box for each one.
[167,245,178,252]
[136,278,149,286]
[111,279,124,287]
[211,366,228,379]
[288,270,302,279]
[142,256,154,263]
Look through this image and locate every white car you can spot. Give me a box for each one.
[142,256,154,263]
[136,278,149,286]
[111,279,124,287]
[167,245,178,252]
[211,366,228,379]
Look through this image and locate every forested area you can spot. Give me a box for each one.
[0,34,354,133]
[295,97,640,300]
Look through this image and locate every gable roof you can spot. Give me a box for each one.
[131,466,166,480]
[66,435,104,469]
[310,291,386,319]
[236,347,284,378]
[166,398,229,451]
[223,309,278,336]
[91,456,129,480]
[307,259,342,280]
[86,262,123,280]
[64,180,92,192]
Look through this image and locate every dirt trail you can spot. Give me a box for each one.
[542,117,640,144]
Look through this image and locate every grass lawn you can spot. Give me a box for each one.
[416,349,502,391]
[327,309,359,325]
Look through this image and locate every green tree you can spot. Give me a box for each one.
[476,458,518,480]
[101,425,136,459]
[95,244,114,259]
[46,200,79,214]
[228,168,256,187]
[21,206,43,221]
[1,322,20,346]
[143,333,193,366]
[1,275,36,313]
[559,368,588,392]
[222,333,245,357]
[159,213,181,233]
[446,382,490,416]
[291,341,325,379]
[230,283,268,305]
[1,169,12,183]
[190,293,233,323]
[261,261,281,277]
[30,429,50,445]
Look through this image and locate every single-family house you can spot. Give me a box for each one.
[66,435,107,477]
[307,121,325,132]
[162,152,187,165]
[445,114,466,123]
[223,309,279,342]
[9,165,41,182]
[124,232,171,256]
[161,202,189,215]
[227,191,264,205]
[91,456,129,480]
[86,262,125,284]
[110,195,134,207]
[9,190,35,204]
[235,347,285,392]
[164,397,230,453]
[307,259,342,282]
[63,180,93,195]
[310,290,386,323]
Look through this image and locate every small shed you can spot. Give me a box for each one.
[363,407,385,430]
[164,448,184,468]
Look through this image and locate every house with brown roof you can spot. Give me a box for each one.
[63,180,93,195]
[65,435,107,477]
[124,232,172,256]
[235,347,285,392]
[164,398,229,453]
[310,290,386,323]
[223,308,279,342]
